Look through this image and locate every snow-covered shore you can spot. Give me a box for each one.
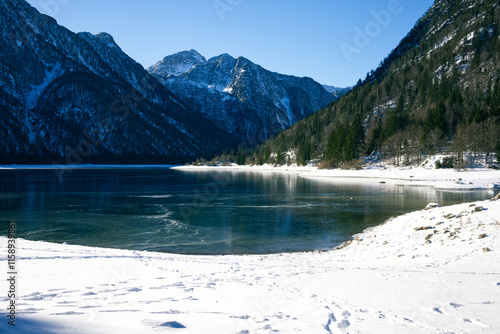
[1,196,499,333]
[174,161,500,191]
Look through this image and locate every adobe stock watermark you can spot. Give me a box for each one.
[34,0,70,17]
[6,221,18,327]
[213,0,243,21]
[340,0,404,63]
[7,1,70,53]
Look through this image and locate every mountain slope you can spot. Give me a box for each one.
[250,0,500,167]
[148,51,337,145]
[0,0,238,164]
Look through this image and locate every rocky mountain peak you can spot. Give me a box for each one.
[95,32,120,50]
[149,49,339,144]
[148,49,207,76]
[207,53,235,64]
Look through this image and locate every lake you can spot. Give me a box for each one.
[0,167,494,255]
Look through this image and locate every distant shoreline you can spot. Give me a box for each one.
[2,163,498,191]
[174,163,500,191]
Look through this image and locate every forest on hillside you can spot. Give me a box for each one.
[204,0,500,169]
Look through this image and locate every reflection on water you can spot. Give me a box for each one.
[0,168,495,255]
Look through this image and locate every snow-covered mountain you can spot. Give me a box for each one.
[322,85,351,100]
[148,51,338,144]
[148,49,207,77]
[322,85,344,94]
[0,0,238,164]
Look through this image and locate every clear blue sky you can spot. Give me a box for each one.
[26,0,434,87]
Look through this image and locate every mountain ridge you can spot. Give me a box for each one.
[148,50,339,145]
[0,0,239,164]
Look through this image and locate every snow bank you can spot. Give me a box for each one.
[175,163,500,190]
[173,163,317,174]
[1,197,499,333]
[303,166,500,191]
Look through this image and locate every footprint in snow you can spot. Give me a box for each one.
[331,311,350,329]
[24,293,58,301]
[57,301,79,305]
[324,313,337,333]
[230,315,251,320]
[450,302,464,308]
[141,319,186,328]
[149,285,170,290]
[22,308,43,314]
[182,296,198,301]
[338,319,350,329]
[79,305,101,309]
[171,282,185,288]
[82,291,98,296]
[49,311,85,316]
[151,310,183,315]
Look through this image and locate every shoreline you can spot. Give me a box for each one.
[1,197,499,333]
[2,162,499,191]
[174,163,500,191]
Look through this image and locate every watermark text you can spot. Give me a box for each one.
[6,221,17,327]
[340,0,404,63]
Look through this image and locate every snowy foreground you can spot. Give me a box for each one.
[1,165,500,334]
[1,200,499,333]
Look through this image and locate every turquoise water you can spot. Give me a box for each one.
[0,167,495,255]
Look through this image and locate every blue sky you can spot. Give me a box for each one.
[26,0,434,87]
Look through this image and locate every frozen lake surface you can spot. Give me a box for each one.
[0,167,493,254]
